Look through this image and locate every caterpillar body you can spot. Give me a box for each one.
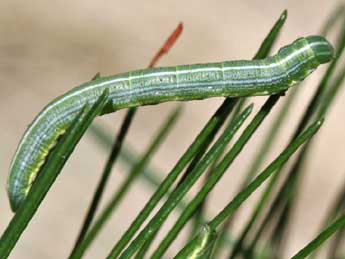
[7,35,333,211]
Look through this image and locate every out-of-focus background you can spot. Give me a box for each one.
[0,1,344,258]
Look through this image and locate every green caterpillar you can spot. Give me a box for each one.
[7,35,333,212]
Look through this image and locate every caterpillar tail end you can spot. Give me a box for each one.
[7,183,25,212]
[306,35,334,64]
[7,168,28,212]
[9,196,21,212]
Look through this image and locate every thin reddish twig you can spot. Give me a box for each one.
[148,22,183,68]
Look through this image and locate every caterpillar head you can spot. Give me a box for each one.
[306,35,334,64]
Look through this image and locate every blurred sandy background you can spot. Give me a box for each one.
[0,1,345,258]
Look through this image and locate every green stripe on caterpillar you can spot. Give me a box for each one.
[7,35,333,212]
